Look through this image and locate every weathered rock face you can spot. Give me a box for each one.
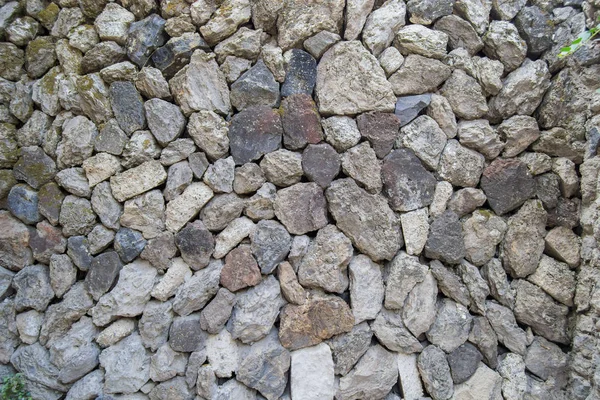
[315,41,396,115]
[0,2,591,399]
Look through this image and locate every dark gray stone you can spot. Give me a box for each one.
[126,14,167,67]
[356,112,401,158]
[169,314,207,352]
[381,148,436,212]
[251,220,292,274]
[109,81,146,135]
[447,343,483,384]
[418,345,454,400]
[81,41,126,74]
[145,98,186,146]
[13,265,54,312]
[28,221,67,264]
[407,0,453,25]
[175,221,214,270]
[13,146,57,189]
[151,33,208,78]
[514,6,553,56]
[230,60,280,111]
[7,184,41,225]
[327,322,372,376]
[524,336,568,383]
[302,143,340,189]
[281,49,317,97]
[114,228,147,263]
[85,251,123,301]
[228,106,283,165]
[94,120,129,155]
[425,210,465,264]
[189,152,210,180]
[37,183,64,226]
[480,158,536,216]
[394,94,432,127]
[67,236,93,271]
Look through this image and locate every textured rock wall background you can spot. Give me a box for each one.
[0,0,600,398]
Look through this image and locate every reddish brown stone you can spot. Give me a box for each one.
[220,245,262,292]
[28,221,67,264]
[480,158,535,215]
[281,94,324,150]
[278,294,354,350]
[356,112,401,158]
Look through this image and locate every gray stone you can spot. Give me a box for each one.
[64,370,104,400]
[528,255,575,306]
[110,160,167,202]
[485,301,528,355]
[54,168,90,198]
[463,210,507,267]
[544,226,580,268]
[278,261,306,305]
[188,152,210,180]
[481,159,536,215]
[488,59,551,119]
[213,217,255,259]
[448,343,483,384]
[492,0,526,19]
[172,260,222,316]
[231,60,280,111]
[187,111,228,162]
[94,3,135,44]
[172,221,213,270]
[304,30,341,59]
[165,182,214,232]
[237,328,290,400]
[378,47,404,76]
[371,308,422,353]
[341,142,381,193]
[109,81,146,135]
[152,32,208,79]
[514,6,553,56]
[482,21,527,73]
[327,322,371,376]
[10,342,68,392]
[447,188,487,217]
[66,236,93,271]
[114,228,146,263]
[395,24,449,59]
[440,69,488,120]
[100,333,150,394]
[59,195,96,237]
[468,316,498,369]
[94,120,128,156]
[163,161,192,201]
[281,49,317,97]
[424,210,465,264]
[138,301,173,351]
[337,345,398,400]
[430,260,471,307]
[90,260,157,326]
[439,139,485,188]
[88,224,115,255]
[362,0,407,56]
[203,157,235,193]
[245,182,277,221]
[196,365,217,399]
[233,163,265,195]
[135,67,171,100]
[394,94,432,127]
[274,182,328,235]
[81,41,126,75]
[149,376,192,400]
[434,15,484,55]
[85,251,122,301]
[13,146,56,191]
[200,287,235,334]
[126,14,167,67]
[220,244,261,292]
[458,260,489,315]
[144,98,185,146]
[481,258,515,309]
[322,116,361,152]
[214,27,261,63]
[407,0,453,24]
[552,157,579,199]
[403,271,438,337]
[260,149,303,187]
[298,224,352,294]
[381,148,436,212]
[119,190,165,239]
[301,143,340,189]
[427,298,473,353]
[348,255,384,323]
[498,115,540,158]
[326,178,402,261]
[417,345,454,400]
[13,265,53,313]
[0,299,18,362]
[524,336,568,382]
[149,343,186,382]
[7,184,41,225]
[228,275,283,344]
[454,0,492,35]
[91,182,122,231]
[0,211,33,272]
[344,0,374,40]
[228,106,283,165]
[501,200,546,278]
[199,0,251,46]
[399,115,447,170]
[457,119,504,160]
[170,49,230,115]
[199,193,244,232]
[315,41,395,115]
[451,363,502,400]
[169,314,206,352]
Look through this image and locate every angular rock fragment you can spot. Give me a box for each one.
[356,111,401,158]
[230,60,280,111]
[527,255,575,306]
[172,260,221,316]
[426,298,473,353]
[274,182,328,235]
[302,143,340,189]
[425,210,465,264]
[389,54,451,96]
[145,98,185,146]
[399,115,447,169]
[220,245,261,292]
[99,333,150,394]
[372,308,422,354]
[200,287,236,334]
[326,179,402,261]
[169,314,206,352]
[395,24,449,59]
[403,271,438,337]
[337,345,397,400]
[417,345,454,400]
[327,322,372,376]
[280,94,323,150]
[291,343,334,400]
[200,0,251,46]
[483,20,527,73]
[316,41,396,115]
[174,220,214,270]
[485,301,528,355]
[165,182,214,232]
[440,69,488,120]
[126,14,167,67]
[438,139,485,188]
[228,106,283,165]
[322,116,361,152]
[394,94,432,127]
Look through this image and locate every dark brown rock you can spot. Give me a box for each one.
[356,112,401,158]
[279,294,354,350]
[220,245,262,292]
[28,221,66,264]
[301,143,340,189]
[480,158,536,216]
[381,148,437,212]
[280,94,323,150]
[228,106,283,165]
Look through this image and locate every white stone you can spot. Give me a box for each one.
[151,258,193,302]
[206,329,239,378]
[165,182,214,232]
[450,363,503,400]
[362,0,407,56]
[291,343,335,400]
[110,160,167,202]
[344,0,375,41]
[397,352,424,400]
[322,116,362,152]
[349,255,384,324]
[400,208,429,255]
[429,180,454,217]
[15,310,43,344]
[96,319,136,348]
[213,217,256,259]
[82,153,122,187]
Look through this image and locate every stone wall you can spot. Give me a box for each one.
[0,0,599,399]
